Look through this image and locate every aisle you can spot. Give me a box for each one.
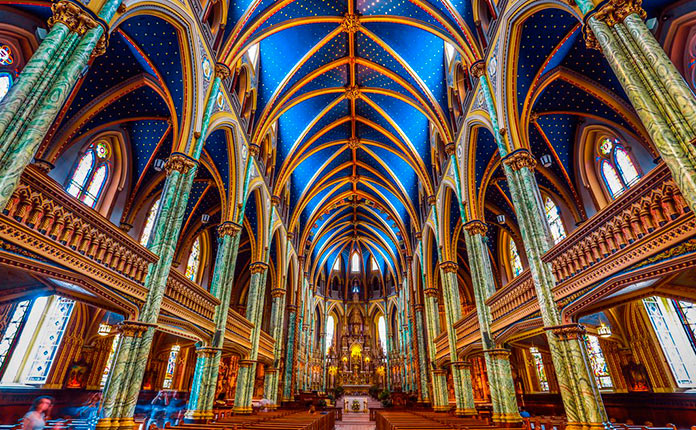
[334,411,375,430]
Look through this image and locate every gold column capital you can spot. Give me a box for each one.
[424,288,438,297]
[217,221,242,237]
[196,346,222,357]
[463,220,488,236]
[49,1,99,35]
[470,60,486,78]
[249,261,269,274]
[215,63,231,79]
[271,288,286,298]
[593,0,646,26]
[544,323,587,341]
[116,320,155,337]
[483,348,512,359]
[439,261,458,273]
[502,148,536,171]
[165,152,198,175]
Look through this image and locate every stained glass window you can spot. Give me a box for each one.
[371,258,378,271]
[377,316,387,354]
[66,142,111,208]
[325,315,335,355]
[185,237,201,281]
[509,238,523,277]
[0,73,12,102]
[529,347,549,391]
[351,252,360,273]
[100,334,121,388]
[140,198,161,246]
[543,197,566,244]
[643,296,696,386]
[615,146,640,187]
[0,45,13,66]
[162,344,180,389]
[0,300,31,372]
[24,297,75,384]
[332,257,341,271]
[598,138,641,200]
[676,300,696,348]
[583,334,613,389]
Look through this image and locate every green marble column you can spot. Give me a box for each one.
[234,261,270,413]
[282,305,298,400]
[413,304,430,403]
[0,0,122,210]
[185,221,243,422]
[577,1,696,213]
[462,220,521,424]
[473,63,607,429]
[264,287,287,407]
[439,262,477,415]
[423,289,448,411]
[97,152,199,430]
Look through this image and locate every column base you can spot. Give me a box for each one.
[565,422,611,430]
[432,405,450,412]
[492,413,524,427]
[95,417,136,430]
[455,408,477,416]
[183,409,213,423]
[234,406,253,414]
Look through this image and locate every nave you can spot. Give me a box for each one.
[0,0,696,428]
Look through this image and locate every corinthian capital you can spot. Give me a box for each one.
[463,220,488,236]
[165,153,198,175]
[502,148,536,172]
[593,0,646,26]
[217,221,242,237]
[49,1,98,35]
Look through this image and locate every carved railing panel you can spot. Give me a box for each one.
[163,270,219,327]
[226,309,254,352]
[258,330,276,362]
[1,166,158,296]
[543,162,693,296]
[486,270,535,329]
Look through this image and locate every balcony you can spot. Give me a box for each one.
[163,269,220,331]
[1,165,158,298]
[226,308,254,352]
[258,330,277,362]
[438,163,695,353]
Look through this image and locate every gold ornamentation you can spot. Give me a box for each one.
[427,195,436,206]
[470,61,486,78]
[271,195,281,207]
[345,85,361,101]
[215,63,231,79]
[271,288,286,298]
[424,288,438,297]
[286,304,298,312]
[583,26,601,51]
[249,261,269,274]
[217,222,242,237]
[49,1,98,35]
[196,346,222,357]
[593,0,646,26]
[413,304,424,312]
[348,137,361,149]
[464,220,488,236]
[439,260,458,273]
[117,320,153,337]
[502,149,536,171]
[444,142,456,156]
[544,323,586,340]
[342,13,360,34]
[483,348,511,359]
[165,153,198,175]
[248,143,261,157]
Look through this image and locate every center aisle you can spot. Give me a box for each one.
[334,396,380,430]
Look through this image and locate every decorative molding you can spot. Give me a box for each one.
[249,261,269,274]
[502,149,536,171]
[217,222,242,237]
[165,153,198,175]
[463,220,487,236]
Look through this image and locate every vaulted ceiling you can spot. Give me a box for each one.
[220,0,481,284]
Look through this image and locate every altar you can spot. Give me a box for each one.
[343,395,370,413]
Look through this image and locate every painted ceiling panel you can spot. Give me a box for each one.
[205,128,231,194]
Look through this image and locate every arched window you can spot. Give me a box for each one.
[0,72,13,102]
[377,316,387,354]
[332,257,341,272]
[185,237,201,282]
[509,238,523,278]
[1,296,75,384]
[543,197,566,244]
[583,334,613,389]
[371,258,378,271]
[597,137,641,199]
[325,315,335,355]
[140,198,161,246]
[643,297,696,387]
[66,141,111,208]
[162,344,181,389]
[529,347,549,392]
[351,252,360,273]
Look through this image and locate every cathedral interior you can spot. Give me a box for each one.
[0,0,696,428]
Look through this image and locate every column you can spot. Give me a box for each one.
[580,0,696,212]
[0,0,122,208]
[423,288,448,411]
[97,152,198,430]
[282,305,298,401]
[413,304,430,403]
[463,220,521,425]
[439,261,477,416]
[234,261,270,413]
[473,61,607,429]
[185,221,243,422]
[263,287,287,408]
